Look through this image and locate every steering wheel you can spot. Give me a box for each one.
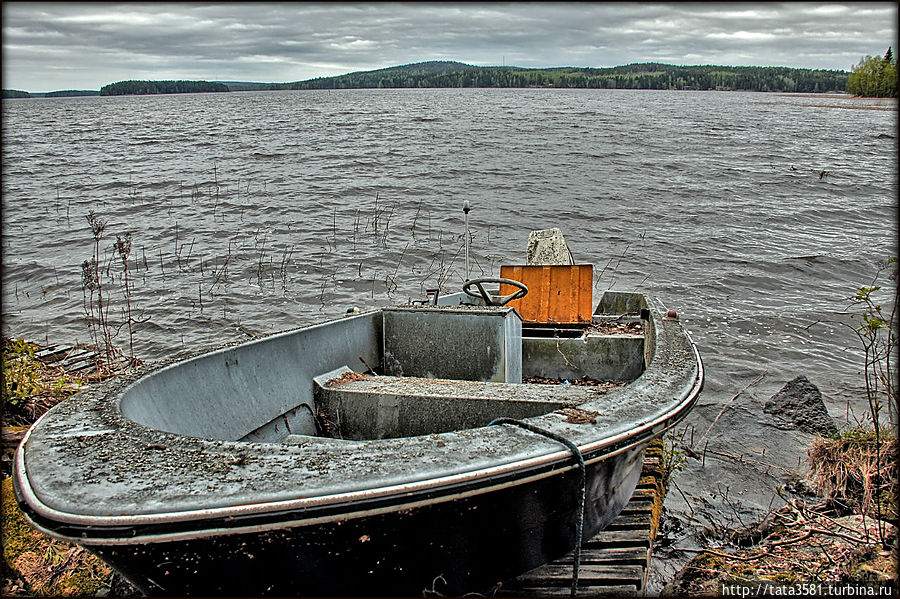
[462,278,529,306]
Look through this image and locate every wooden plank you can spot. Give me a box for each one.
[34,345,70,362]
[582,535,651,550]
[553,547,649,566]
[63,358,98,373]
[500,264,594,324]
[514,563,644,584]
[28,341,104,376]
[584,530,650,544]
[621,492,654,503]
[59,349,95,364]
[605,513,651,529]
[502,584,638,597]
[620,495,654,507]
[629,488,657,500]
[2,427,28,452]
[618,502,654,514]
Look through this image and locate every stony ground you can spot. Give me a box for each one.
[662,498,897,596]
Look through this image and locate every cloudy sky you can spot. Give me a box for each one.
[2,2,897,92]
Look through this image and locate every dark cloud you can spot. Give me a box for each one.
[2,2,897,92]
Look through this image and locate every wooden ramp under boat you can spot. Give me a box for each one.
[500,444,667,597]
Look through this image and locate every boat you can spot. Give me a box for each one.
[13,232,703,597]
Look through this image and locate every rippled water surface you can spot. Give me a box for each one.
[4,89,895,395]
[2,88,897,586]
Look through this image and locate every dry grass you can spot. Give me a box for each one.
[804,104,897,111]
[807,430,898,520]
[2,478,115,596]
[1,340,139,597]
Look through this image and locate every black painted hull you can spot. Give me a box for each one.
[88,446,644,597]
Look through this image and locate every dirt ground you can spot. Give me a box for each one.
[662,498,897,596]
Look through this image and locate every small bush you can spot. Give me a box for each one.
[1,338,85,425]
[1,339,44,409]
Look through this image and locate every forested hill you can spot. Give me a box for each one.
[276,60,847,93]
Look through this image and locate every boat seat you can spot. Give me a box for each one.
[382,306,522,383]
[311,366,600,440]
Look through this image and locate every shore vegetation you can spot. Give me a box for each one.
[847,48,898,98]
[1,338,124,596]
[1,339,86,428]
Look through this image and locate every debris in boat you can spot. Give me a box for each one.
[555,407,600,424]
[584,321,644,335]
[524,375,624,391]
[315,412,341,438]
[325,370,371,387]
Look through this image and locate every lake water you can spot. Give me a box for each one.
[2,88,897,584]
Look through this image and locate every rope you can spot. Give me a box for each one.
[488,418,586,597]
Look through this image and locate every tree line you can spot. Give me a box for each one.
[99,80,228,96]
[282,62,848,93]
[44,90,100,97]
[847,47,897,98]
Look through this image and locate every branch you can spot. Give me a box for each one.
[701,371,767,441]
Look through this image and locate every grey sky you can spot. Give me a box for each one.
[2,2,897,92]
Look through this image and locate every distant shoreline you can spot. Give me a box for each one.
[3,59,860,98]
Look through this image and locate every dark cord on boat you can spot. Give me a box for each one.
[487,418,586,598]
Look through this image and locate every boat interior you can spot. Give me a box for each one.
[117,265,655,445]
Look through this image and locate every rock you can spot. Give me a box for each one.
[525,228,572,265]
[763,376,837,435]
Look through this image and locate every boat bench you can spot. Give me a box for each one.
[306,367,607,441]
[522,333,644,382]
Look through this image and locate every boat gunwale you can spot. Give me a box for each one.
[14,298,704,539]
